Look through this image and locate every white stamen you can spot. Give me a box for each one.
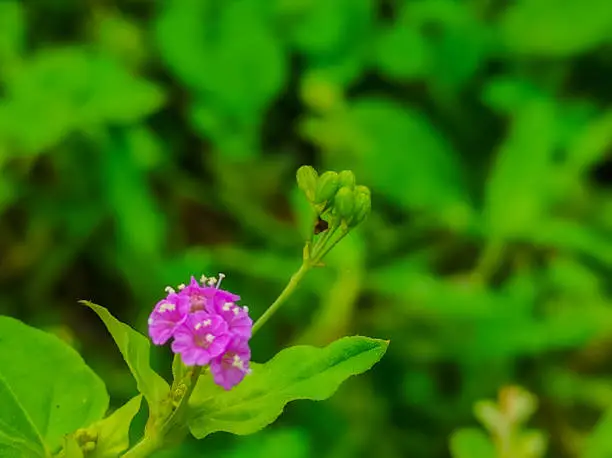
[207,277,218,286]
[164,286,175,294]
[202,319,212,327]
[205,333,215,343]
[200,274,208,284]
[216,273,226,289]
[232,307,240,316]
[148,317,153,325]
[243,306,249,312]
[158,302,176,313]
[222,302,233,311]
[178,283,186,290]
[231,354,244,369]
[194,322,202,330]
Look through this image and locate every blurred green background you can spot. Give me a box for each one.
[1,0,612,457]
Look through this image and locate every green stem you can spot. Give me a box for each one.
[311,226,348,264]
[252,262,310,335]
[122,367,203,458]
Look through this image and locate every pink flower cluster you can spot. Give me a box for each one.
[148,274,252,390]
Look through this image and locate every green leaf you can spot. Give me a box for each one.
[567,110,612,174]
[499,0,612,57]
[449,428,496,458]
[101,128,166,258]
[348,98,467,213]
[525,219,612,267]
[289,0,374,85]
[62,435,84,458]
[86,396,143,458]
[0,316,109,452]
[83,56,165,124]
[0,375,47,457]
[376,25,429,80]
[483,99,557,239]
[582,405,612,458]
[187,336,388,438]
[155,0,285,117]
[0,0,24,70]
[482,77,544,114]
[1,48,164,153]
[81,302,170,418]
[378,1,487,88]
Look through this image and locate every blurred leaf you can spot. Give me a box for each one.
[1,48,164,153]
[567,109,612,174]
[101,128,166,258]
[295,232,365,345]
[413,0,488,87]
[93,12,147,68]
[581,405,612,458]
[483,99,557,239]
[376,25,429,79]
[0,0,24,72]
[527,219,612,266]
[225,428,311,458]
[188,336,388,438]
[547,256,601,297]
[0,316,109,452]
[210,246,300,283]
[83,57,165,124]
[125,126,164,170]
[449,428,496,458]
[81,302,170,420]
[289,0,374,85]
[348,98,467,213]
[155,0,285,118]
[160,249,213,288]
[499,0,612,56]
[482,77,544,113]
[86,395,142,458]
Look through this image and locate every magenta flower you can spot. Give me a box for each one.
[148,273,253,390]
[210,337,251,390]
[181,276,240,312]
[148,293,190,345]
[171,312,230,366]
[205,296,252,339]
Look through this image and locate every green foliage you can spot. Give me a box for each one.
[84,395,143,458]
[2,0,612,457]
[0,316,108,455]
[449,429,496,458]
[499,0,612,56]
[81,302,170,422]
[62,436,84,458]
[188,336,388,438]
[0,375,48,457]
[451,386,547,458]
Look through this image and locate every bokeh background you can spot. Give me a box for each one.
[1,0,612,457]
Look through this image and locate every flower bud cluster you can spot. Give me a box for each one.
[296,166,371,229]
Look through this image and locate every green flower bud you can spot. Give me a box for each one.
[83,441,97,452]
[337,170,356,189]
[350,189,371,227]
[355,184,370,197]
[296,165,319,201]
[314,171,339,204]
[334,186,355,220]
